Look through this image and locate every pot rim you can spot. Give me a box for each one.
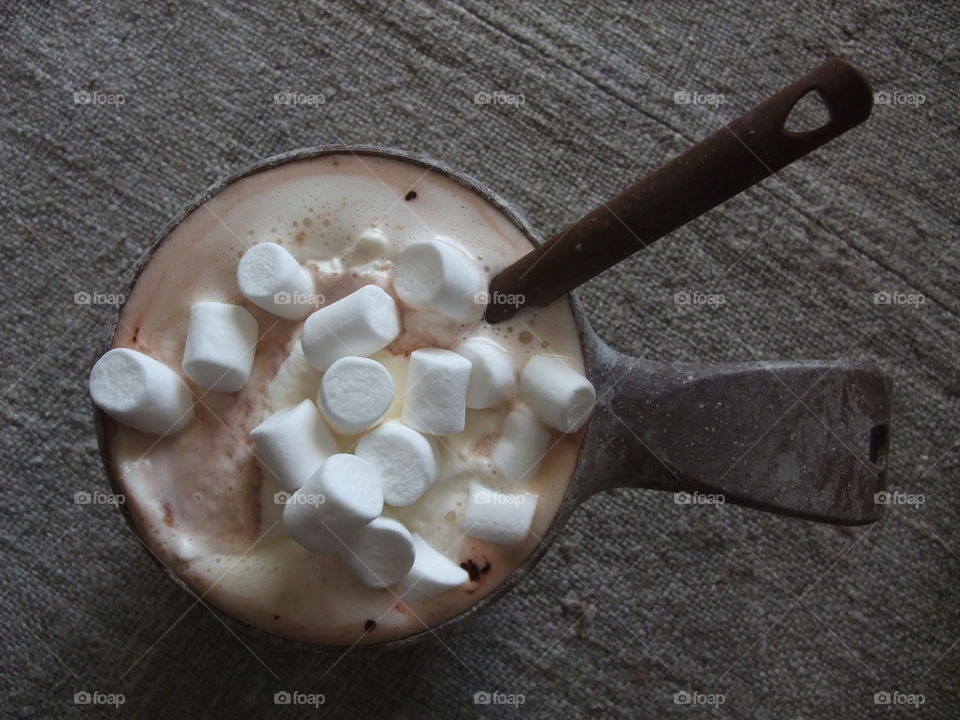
[93,144,595,651]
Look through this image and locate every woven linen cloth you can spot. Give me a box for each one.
[1,1,957,717]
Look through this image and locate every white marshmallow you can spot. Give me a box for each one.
[402,348,471,436]
[399,534,469,601]
[89,348,193,435]
[282,493,352,556]
[250,399,339,491]
[340,516,416,588]
[282,454,383,556]
[454,337,516,409]
[520,355,596,433]
[394,239,486,322]
[237,242,315,320]
[182,302,258,393]
[349,227,389,261]
[463,482,538,545]
[355,421,439,506]
[301,285,400,371]
[289,521,351,556]
[317,356,394,435]
[491,405,551,482]
[307,454,384,525]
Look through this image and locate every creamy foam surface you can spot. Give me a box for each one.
[108,153,585,645]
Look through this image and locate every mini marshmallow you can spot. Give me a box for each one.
[520,355,596,433]
[237,242,315,320]
[394,239,486,322]
[283,454,383,555]
[301,284,400,371]
[399,534,469,602]
[491,405,551,482]
[89,348,193,435]
[341,516,416,588]
[355,421,439,506]
[402,348,472,436]
[454,337,516,409]
[307,454,384,525]
[250,399,339,491]
[463,482,538,545]
[350,227,389,260]
[282,493,352,556]
[182,302,258,392]
[317,356,394,435]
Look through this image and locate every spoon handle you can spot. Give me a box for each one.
[576,336,891,524]
[486,58,873,322]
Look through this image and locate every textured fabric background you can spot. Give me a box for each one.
[1,1,957,718]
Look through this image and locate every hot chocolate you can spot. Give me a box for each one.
[100,152,590,645]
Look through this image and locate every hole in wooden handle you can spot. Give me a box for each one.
[784,89,832,134]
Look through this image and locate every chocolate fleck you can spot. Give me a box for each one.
[364,620,376,632]
[480,559,491,575]
[460,559,481,581]
[404,190,417,201]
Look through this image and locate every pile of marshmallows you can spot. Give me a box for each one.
[89,233,596,600]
